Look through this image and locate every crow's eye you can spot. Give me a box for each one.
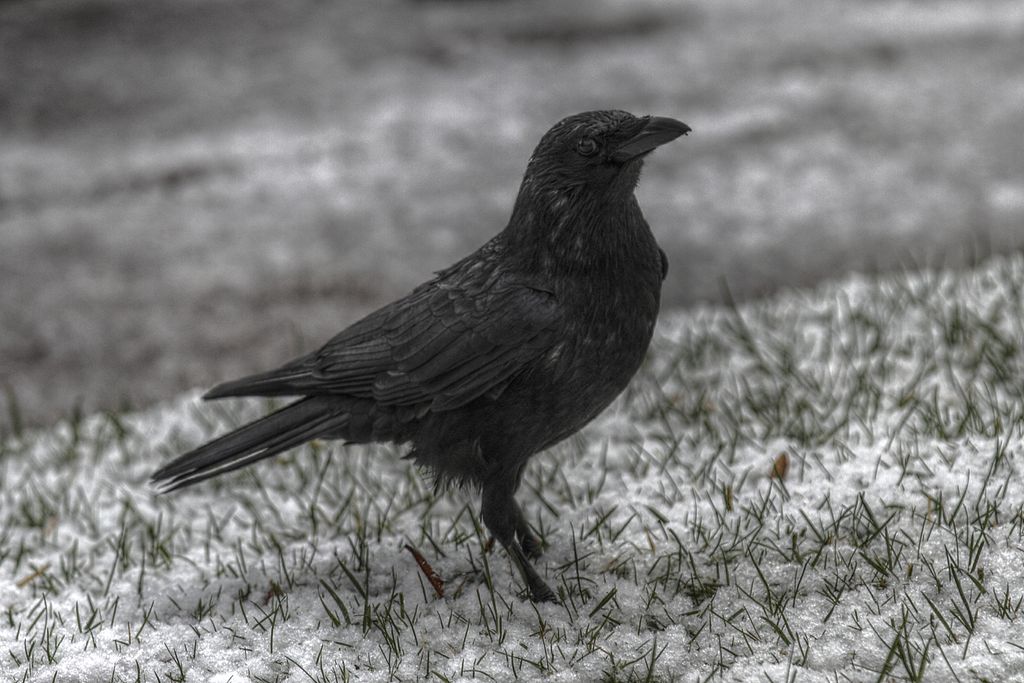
[576,137,598,156]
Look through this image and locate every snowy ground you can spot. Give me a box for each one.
[3,0,1024,430]
[3,253,1024,681]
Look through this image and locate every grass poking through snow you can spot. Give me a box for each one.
[3,254,1024,681]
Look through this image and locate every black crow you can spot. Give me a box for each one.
[152,110,690,602]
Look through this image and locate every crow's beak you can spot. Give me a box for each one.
[610,117,691,163]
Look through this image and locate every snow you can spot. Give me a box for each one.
[3,254,1024,681]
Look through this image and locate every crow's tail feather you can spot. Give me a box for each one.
[151,398,341,492]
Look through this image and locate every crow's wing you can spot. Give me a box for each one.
[205,278,562,412]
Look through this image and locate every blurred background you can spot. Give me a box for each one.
[2,0,1023,432]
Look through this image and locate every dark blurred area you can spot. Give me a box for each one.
[2,0,1023,432]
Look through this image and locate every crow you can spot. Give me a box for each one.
[152,110,690,602]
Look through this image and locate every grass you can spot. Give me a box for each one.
[3,253,1024,681]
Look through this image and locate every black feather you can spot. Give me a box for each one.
[152,110,690,602]
[151,398,341,491]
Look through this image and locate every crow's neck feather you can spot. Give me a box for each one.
[502,177,653,277]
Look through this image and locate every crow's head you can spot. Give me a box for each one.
[519,110,690,204]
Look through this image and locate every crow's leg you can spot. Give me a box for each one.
[512,500,543,560]
[481,482,556,603]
